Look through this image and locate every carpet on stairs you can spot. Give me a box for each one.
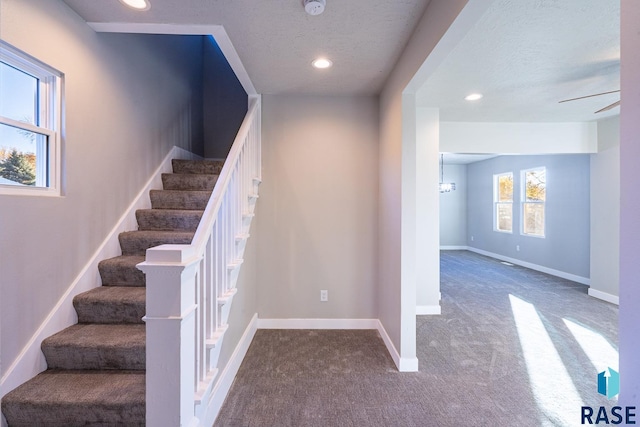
[1,158,224,426]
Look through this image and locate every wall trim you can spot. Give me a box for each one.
[416,305,442,315]
[87,23,257,97]
[440,245,469,250]
[257,318,379,329]
[467,247,590,285]
[200,313,258,426]
[374,320,419,372]
[0,146,198,399]
[256,318,418,372]
[588,288,620,305]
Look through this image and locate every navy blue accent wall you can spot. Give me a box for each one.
[203,36,248,158]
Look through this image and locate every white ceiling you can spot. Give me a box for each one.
[441,153,498,165]
[61,0,620,123]
[417,0,620,123]
[61,0,430,95]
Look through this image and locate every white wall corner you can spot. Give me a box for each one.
[257,318,379,330]
[416,305,442,315]
[0,146,191,400]
[199,313,258,426]
[375,320,418,372]
[588,288,620,305]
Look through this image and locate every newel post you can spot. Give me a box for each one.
[137,244,201,427]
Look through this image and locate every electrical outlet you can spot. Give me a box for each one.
[516,245,520,251]
[320,290,328,302]
[471,236,474,241]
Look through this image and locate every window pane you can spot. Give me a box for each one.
[498,174,513,201]
[523,203,544,236]
[0,61,38,125]
[0,123,46,187]
[525,169,546,202]
[497,203,512,232]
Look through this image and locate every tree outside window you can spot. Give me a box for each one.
[522,167,546,237]
[494,172,513,233]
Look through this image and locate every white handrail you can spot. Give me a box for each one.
[138,95,261,426]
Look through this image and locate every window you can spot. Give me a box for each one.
[0,41,62,196]
[494,172,513,233]
[522,167,546,237]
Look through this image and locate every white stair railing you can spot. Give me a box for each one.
[138,96,261,426]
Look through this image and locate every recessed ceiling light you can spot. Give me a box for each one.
[465,93,483,101]
[119,0,151,11]
[312,58,332,69]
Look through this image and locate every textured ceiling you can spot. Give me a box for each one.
[62,0,430,95]
[417,0,620,122]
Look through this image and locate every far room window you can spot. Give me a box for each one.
[522,167,546,237]
[0,41,62,196]
[494,172,513,233]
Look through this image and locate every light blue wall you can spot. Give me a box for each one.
[467,155,590,279]
[439,163,467,247]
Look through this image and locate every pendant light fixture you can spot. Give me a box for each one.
[439,154,456,193]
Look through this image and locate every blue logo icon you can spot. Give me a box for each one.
[598,367,620,399]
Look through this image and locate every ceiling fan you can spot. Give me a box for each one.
[559,89,620,114]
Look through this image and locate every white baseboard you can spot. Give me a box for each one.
[0,146,198,399]
[416,305,442,315]
[588,288,619,305]
[440,245,469,250]
[374,320,419,372]
[467,247,590,285]
[257,318,380,329]
[256,318,418,372]
[201,313,258,427]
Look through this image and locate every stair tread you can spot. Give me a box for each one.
[42,324,145,370]
[136,208,204,231]
[74,287,145,324]
[75,286,145,304]
[162,173,219,191]
[99,255,146,287]
[43,323,145,349]
[149,189,212,210]
[119,230,195,256]
[1,370,145,426]
[172,158,224,174]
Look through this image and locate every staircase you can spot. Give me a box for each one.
[1,159,224,426]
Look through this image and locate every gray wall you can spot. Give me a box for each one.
[1,0,204,376]
[439,163,467,247]
[258,95,379,319]
[590,116,620,297]
[467,154,591,279]
[203,36,248,159]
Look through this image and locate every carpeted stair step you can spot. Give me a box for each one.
[136,208,203,231]
[99,255,146,287]
[42,324,145,370]
[1,370,145,426]
[74,287,145,324]
[161,173,219,191]
[150,189,212,210]
[172,158,225,175]
[118,230,194,256]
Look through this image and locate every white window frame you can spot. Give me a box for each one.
[0,41,62,197]
[493,172,513,233]
[521,167,546,238]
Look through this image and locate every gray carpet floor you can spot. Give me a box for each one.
[214,250,619,427]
